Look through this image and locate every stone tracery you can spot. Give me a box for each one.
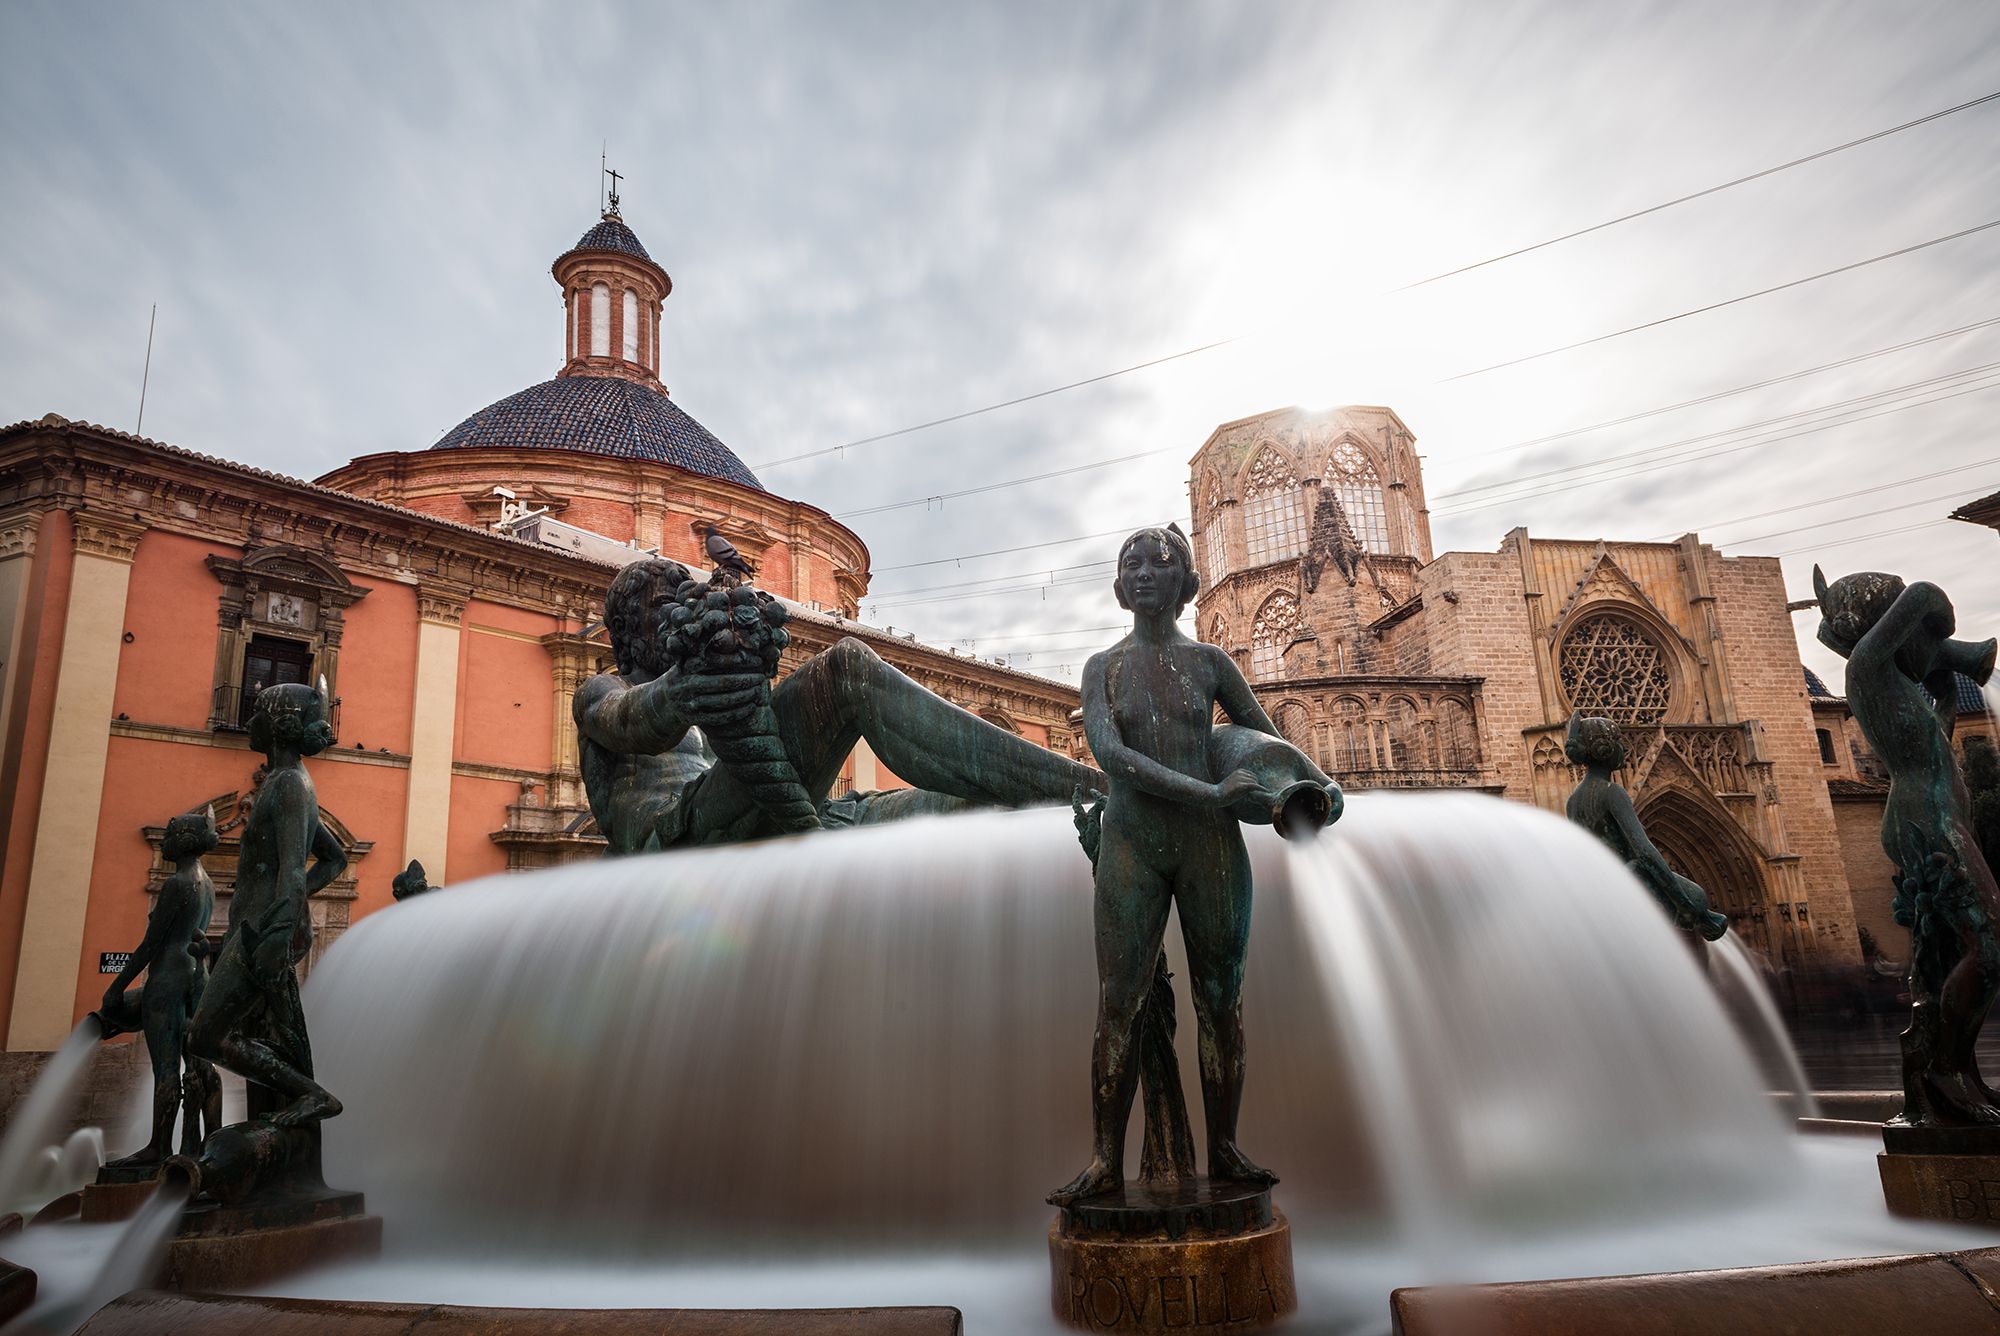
[1557,612,1674,724]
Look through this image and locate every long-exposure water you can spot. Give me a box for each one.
[232,794,1991,1332]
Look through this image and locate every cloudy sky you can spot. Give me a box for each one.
[4,1,1998,686]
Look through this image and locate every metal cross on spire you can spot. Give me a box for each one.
[604,161,623,218]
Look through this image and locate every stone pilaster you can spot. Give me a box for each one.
[8,511,144,1050]
[0,509,44,783]
[401,584,467,882]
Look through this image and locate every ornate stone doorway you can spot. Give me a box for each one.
[1638,787,1779,964]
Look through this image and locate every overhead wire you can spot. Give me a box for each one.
[1399,89,2000,289]
[748,92,2000,472]
[1440,216,2000,381]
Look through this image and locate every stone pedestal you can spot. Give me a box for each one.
[1878,1122,2000,1225]
[1048,1180,1295,1332]
[161,1186,381,1291]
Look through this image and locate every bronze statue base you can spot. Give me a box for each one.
[1878,1121,2000,1226]
[159,1186,381,1291]
[1048,1180,1295,1332]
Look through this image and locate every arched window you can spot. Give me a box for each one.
[1327,440,1390,553]
[622,289,640,361]
[1437,697,1479,769]
[1330,697,1370,772]
[1557,611,1675,724]
[1274,701,1311,751]
[1242,448,1307,566]
[590,284,611,357]
[1386,697,1425,768]
[1250,589,1300,682]
[1200,525,1228,589]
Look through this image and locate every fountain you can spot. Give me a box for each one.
[8,546,2000,1334]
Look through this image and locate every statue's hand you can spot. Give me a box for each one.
[1216,769,1270,810]
[666,669,768,733]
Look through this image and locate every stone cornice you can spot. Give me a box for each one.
[0,421,614,622]
[416,583,472,627]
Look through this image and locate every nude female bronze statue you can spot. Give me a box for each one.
[1050,526,1338,1206]
[1815,566,2000,1127]
[573,558,1103,854]
[187,681,348,1129]
[93,807,223,1166]
[1563,713,1729,941]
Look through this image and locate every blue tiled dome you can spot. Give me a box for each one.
[431,376,763,490]
[566,216,652,263]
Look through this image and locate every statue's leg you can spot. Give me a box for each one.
[773,638,1098,805]
[105,987,177,1167]
[1177,825,1275,1186]
[189,934,340,1127]
[1930,907,2000,1121]
[1049,833,1173,1206]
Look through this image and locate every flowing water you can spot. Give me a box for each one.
[2,1183,185,1334]
[0,1023,103,1218]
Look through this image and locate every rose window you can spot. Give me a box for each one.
[1558,613,1673,723]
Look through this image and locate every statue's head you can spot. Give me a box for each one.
[248,681,335,758]
[1564,712,1626,769]
[391,858,430,901]
[1813,565,1904,660]
[161,806,219,861]
[606,558,693,676]
[1113,524,1199,616]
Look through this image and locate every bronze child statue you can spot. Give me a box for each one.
[1815,566,2000,1127]
[1563,713,1728,941]
[188,681,348,1129]
[1050,525,1338,1207]
[93,807,223,1166]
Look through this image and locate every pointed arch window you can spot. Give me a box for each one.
[1250,589,1300,682]
[1243,449,1308,566]
[1330,696,1370,771]
[1328,441,1390,553]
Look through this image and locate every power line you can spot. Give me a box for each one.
[752,97,2000,475]
[1442,217,2000,382]
[868,558,1115,602]
[1454,314,2000,462]
[874,526,1149,574]
[1400,89,2000,290]
[1772,519,1953,559]
[1651,457,2000,543]
[1431,374,2000,520]
[751,340,1235,470]
[1718,483,1998,548]
[1438,359,2000,502]
[838,447,1180,519]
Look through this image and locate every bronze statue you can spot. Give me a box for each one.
[92,808,223,1167]
[1815,566,2000,1127]
[188,681,347,1129]
[391,859,436,901]
[1050,526,1339,1207]
[1563,713,1728,941]
[573,558,1102,854]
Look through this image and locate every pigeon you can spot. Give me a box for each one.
[704,524,754,580]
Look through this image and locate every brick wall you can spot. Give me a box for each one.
[1709,553,1861,962]
[1417,547,1542,800]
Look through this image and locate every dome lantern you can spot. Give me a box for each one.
[551,189,673,391]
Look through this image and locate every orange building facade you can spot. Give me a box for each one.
[0,207,1085,1053]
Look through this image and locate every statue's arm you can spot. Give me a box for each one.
[573,672,691,755]
[1606,787,1672,880]
[1080,654,1225,808]
[1852,581,1953,672]
[304,818,346,897]
[1209,645,1281,737]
